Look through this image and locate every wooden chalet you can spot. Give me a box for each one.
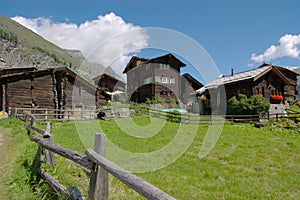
[194,63,299,114]
[93,73,126,104]
[181,73,203,109]
[123,53,187,103]
[0,67,98,118]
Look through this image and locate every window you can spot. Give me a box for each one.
[161,76,168,83]
[159,64,170,70]
[155,76,161,83]
[170,77,175,84]
[144,77,152,84]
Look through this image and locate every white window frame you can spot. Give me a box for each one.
[144,77,152,84]
[161,76,168,84]
[155,76,161,83]
[170,77,175,84]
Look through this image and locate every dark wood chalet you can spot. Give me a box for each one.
[0,67,98,116]
[194,63,299,114]
[181,73,203,109]
[93,73,126,105]
[123,53,187,103]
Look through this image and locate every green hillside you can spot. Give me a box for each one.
[0,14,122,82]
[0,14,82,69]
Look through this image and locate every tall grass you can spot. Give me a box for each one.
[1,117,299,199]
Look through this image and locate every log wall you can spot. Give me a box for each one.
[0,68,98,115]
[7,79,33,108]
[33,74,55,109]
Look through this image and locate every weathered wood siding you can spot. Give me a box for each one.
[181,78,198,105]
[33,74,55,109]
[0,68,98,114]
[7,79,32,108]
[64,75,96,111]
[0,67,36,76]
[153,64,180,100]
[127,62,182,103]
[224,80,252,101]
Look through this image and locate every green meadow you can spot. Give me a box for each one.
[0,116,299,199]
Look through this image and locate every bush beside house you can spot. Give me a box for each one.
[228,94,270,116]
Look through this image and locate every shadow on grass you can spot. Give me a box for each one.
[21,146,60,199]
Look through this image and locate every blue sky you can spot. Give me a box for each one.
[1,0,300,82]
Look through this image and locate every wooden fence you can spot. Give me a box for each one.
[10,107,97,121]
[141,107,299,125]
[19,112,175,200]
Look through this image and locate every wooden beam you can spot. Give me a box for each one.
[89,133,108,200]
[31,135,92,170]
[85,149,176,200]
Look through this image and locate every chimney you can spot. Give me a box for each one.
[231,68,234,76]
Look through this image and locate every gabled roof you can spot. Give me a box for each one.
[122,56,149,74]
[123,53,186,74]
[0,67,37,76]
[0,67,97,92]
[93,73,125,85]
[194,64,297,95]
[182,73,203,90]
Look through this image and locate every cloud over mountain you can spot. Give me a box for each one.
[12,13,148,76]
[251,34,300,63]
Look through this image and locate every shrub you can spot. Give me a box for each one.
[228,94,270,116]
[145,94,165,105]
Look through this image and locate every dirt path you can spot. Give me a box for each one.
[0,133,3,146]
[0,128,12,197]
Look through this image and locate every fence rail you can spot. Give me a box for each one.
[141,106,299,124]
[18,112,175,200]
[10,107,97,121]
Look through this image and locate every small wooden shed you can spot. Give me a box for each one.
[0,67,98,118]
[93,73,126,105]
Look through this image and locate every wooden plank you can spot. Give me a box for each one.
[85,149,176,200]
[31,135,92,170]
[38,166,67,193]
[89,133,108,200]
[43,124,54,167]
[38,160,85,200]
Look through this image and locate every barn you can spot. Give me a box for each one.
[194,63,299,115]
[0,67,99,118]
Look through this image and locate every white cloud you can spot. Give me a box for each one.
[251,34,300,63]
[11,13,148,76]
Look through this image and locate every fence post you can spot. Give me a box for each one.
[14,108,18,118]
[43,123,55,167]
[89,133,108,200]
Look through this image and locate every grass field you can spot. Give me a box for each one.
[0,116,299,199]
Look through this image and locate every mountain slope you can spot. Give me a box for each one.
[0,14,82,69]
[0,14,123,82]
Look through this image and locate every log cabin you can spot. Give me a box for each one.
[181,73,203,110]
[123,53,191,104]
[93,73,126,104]
[123,53,185,103]
[0,67,99,118]
[194,63,299,115]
